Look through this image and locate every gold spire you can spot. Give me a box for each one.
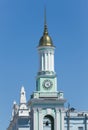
[39,8,53,47]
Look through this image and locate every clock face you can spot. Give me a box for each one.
[42,80,53,89]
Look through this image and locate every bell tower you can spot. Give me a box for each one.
[36,10,57,93]
[28,10,66,130]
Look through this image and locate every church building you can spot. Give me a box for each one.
[7,14,88,130]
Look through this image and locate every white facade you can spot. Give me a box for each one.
[64,110,88,130]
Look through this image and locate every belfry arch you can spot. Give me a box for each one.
[43,115,54,130]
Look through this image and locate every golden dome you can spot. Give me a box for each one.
[39,35,53,46]
[39,24,53,47]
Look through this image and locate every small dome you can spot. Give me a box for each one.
[38,24,54,47]
[39,34,53,47]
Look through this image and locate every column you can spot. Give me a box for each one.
[51,52,54,71]
[52,52,54,71]
[33,108,37,130]
[41,53,44,71]
[61,111,65,130]
[45,53,47,71]
[38,108,43,130]
[48,52,50,71]
[59,109,65,130]
[53,52,55,71]
[55,108,60,130]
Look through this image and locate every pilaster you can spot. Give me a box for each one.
[38,108,43,130]
[59,109,65,130]
[33,108,37,130]
[55,108,60,130]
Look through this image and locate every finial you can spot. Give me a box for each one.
[44,6,48,35]
[13,100,16,105]
[38,7,54,47]
[44,6,47,26]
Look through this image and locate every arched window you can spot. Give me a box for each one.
[43,115,54,130]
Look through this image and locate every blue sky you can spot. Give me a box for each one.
[0,0,88,129]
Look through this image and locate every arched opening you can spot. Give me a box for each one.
[43,115,54,130]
